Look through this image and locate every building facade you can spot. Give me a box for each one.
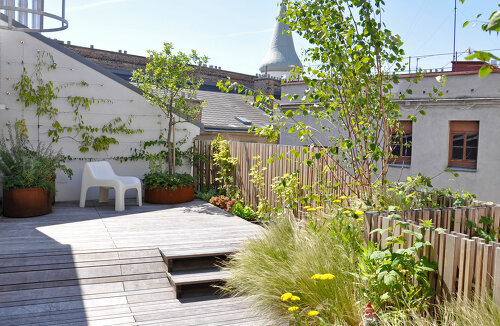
[280,62,500,202]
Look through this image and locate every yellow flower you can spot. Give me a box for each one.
[316,206,324,210]
[288,306,299,312]
[307,208,316,212]
[356,217,364,221]
[303,205,311,209]
[291,295,301,301]
[308,310,319,316]
[333,199,341,203]
[343,210,351,214]
[319,273,335,280]
[340,196,348,200]
[354,210,364,216]
[281,292,293,301]
[311,274,321,280]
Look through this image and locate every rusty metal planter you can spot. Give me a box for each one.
[144,186,194,204]
[2,188,52,218]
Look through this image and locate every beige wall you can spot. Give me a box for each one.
[281,73,500,202]
[0,29,200,201]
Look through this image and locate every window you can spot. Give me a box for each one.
[390,121,412,165]
[448,121,479,169]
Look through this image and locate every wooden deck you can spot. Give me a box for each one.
[0,200,274,326]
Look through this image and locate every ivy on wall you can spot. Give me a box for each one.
[13,50,143,153]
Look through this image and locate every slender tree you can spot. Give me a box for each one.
[132,43,207,174]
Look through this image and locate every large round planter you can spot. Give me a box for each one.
[2,188,52,218]
[145,186,194,204]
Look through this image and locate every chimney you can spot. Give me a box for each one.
[124,50,127,54]
[452,61,486,73]
[67,40,71,45]
[90,45,94,49]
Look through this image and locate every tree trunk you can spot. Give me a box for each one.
[167,113,174,175]
[172,120,176,174]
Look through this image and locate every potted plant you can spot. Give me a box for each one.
[132,43,206,204]
[0,125,73,217]
[143,170,195,204]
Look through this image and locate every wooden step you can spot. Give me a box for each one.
[160,247,235,272]
[167,268,229,299]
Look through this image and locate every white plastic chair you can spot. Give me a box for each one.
[79,161,142,211]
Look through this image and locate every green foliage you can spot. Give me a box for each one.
[194,185,220,202]
[217,0,432,202]
[271,171,301,216]
[222,217,363,326]
[381,295,500,326]
[373,174,435,211]
[132,42,207,174]
[14,50,141,153]
[359,218,442,313]
[462,1,500,77]
[211,135,239,199]
[466,216,499,243]
[0,124,72,192]
[231,202,257,221]
[209,195,236,212]
[249,155,272,220]
[142,172,194,190]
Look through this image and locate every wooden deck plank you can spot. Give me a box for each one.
[0,200,265,325]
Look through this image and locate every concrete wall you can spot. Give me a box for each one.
[0,29,200,202]
[280,73,500,202]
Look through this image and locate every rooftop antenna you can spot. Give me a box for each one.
[453,0,457,61]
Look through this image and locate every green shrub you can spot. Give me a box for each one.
[222,217,363,325]
[142,172,194,190]
[0,124,72,191]
[358,218,440,313]
[194,185,219,202]
[231,202,256,221]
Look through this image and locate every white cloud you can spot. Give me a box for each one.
[68,0,128,13]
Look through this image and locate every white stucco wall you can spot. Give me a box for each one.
[280,73,500,202]
[0,29,200,201]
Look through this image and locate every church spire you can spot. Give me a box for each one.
[259,2,302,78]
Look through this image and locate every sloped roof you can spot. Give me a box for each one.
[196,90,271,131]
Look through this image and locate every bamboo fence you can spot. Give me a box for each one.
[365,204,500,308]
[193,139,356,209]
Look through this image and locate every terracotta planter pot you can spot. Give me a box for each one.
[2,188,52,218]
[145,186,194,204]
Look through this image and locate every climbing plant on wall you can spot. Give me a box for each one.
[13,50,143,153]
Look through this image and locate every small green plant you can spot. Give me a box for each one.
[231,202,257,221]
[466,216,499,243]
[211,135,239,199]
[359,218,442,313]
[271,171,301,217]
[194,185,219,202]
[142,172,194,190]
[249,155,272,220]
[373,174,436,211]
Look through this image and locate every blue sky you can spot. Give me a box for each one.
[43,0,500,75]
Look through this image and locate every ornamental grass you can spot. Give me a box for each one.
[221,215,363,325]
